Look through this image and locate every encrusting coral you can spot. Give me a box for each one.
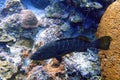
[96,0,120,80]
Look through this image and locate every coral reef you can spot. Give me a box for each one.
[96,0,120,80]
[0,0,116,79]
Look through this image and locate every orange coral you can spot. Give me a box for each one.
[27,59,65,79]
[96,1,120,80]
[22,50,29,57]
[44,59,65,79]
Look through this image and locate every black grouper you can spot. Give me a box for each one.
[30,36,111,61]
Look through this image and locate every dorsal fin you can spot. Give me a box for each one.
[78,36,90,42]
[56,36,90,42]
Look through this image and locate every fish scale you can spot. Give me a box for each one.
[66,39,69,50]
[59,40,68,53]
[75,39,80,50]
[64,39,73,52]
[72,39,75,49]
[58,39,79,53]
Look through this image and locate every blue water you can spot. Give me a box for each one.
[0,0,5,9]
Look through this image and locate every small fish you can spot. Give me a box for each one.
[30,36,111,62]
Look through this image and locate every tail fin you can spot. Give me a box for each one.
[95,36,112,50]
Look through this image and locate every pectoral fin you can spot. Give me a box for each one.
[55,56,62,63]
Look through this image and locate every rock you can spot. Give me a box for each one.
[0,46,22,65]
[46,0,114,32]
[45,5,60,18]
[0,33,16,42]
[0,44,31,67]
[15,39,34,48]
[96,1,120,80]
[45,3,69,19]
[85,2,103,9]
[1,0,23,17]
[0,13,22,38]
[0,13,39,40]
[60,22,71,31]
[44,59,65,79]
[64,51,101,79]
[0,44,32,79]
[20,10,39,29]
[21,28,40,39]
[34,25,63,46]
[39,17,63,27]
[27,66,53,80]
[69,12,83,23]
[0,28,16,42]
[0,61,18,79]
[0,13,20,29]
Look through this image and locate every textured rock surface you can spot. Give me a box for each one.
[0,13,39,40]
[96,1,120,80]
[64,51,101,79]
[1,0,23,17]
[27,66,53,80]
[0,61,18,79]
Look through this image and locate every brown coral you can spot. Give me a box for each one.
[96,1,120,80]
[20,10,39,29]
[27,59,65,80]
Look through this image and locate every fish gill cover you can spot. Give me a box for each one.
[0,0,115,80]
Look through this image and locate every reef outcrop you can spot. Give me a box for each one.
[96,0,120,80]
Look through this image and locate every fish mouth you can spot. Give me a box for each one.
[30,53,43,60]
[30,55,36,60]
